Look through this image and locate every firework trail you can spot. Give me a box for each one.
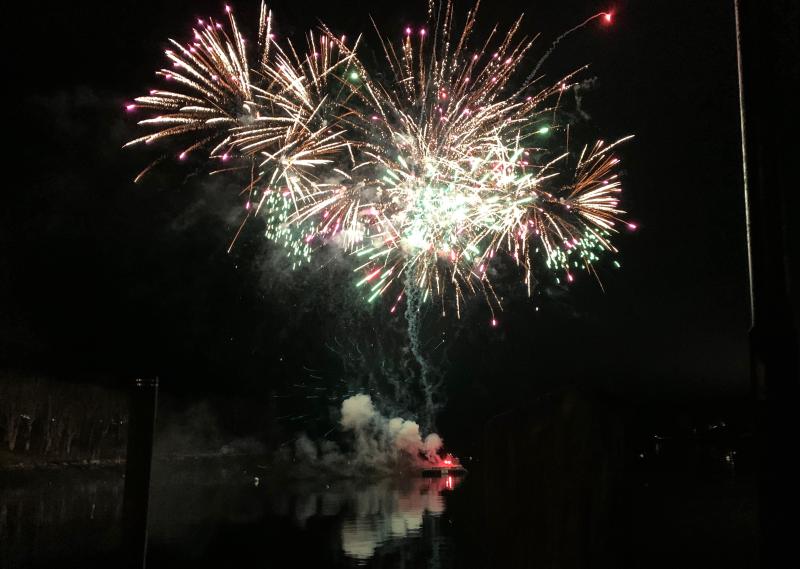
[126,1,633,321]
[404,272,440,432]
[526,11,613,84]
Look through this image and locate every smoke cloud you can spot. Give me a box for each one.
[290,394,443,476]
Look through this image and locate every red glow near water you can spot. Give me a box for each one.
[435,453,462,469]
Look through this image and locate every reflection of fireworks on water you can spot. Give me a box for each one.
[275,477,461,561]
[126,1,633,318]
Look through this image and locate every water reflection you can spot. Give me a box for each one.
[0,471,124,568]
[1,464,463,568]
[2,457,757,569]
[280,476,460,562]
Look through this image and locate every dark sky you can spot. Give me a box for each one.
[2,1,751,438]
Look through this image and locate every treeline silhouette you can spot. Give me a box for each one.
[0,373,127,464]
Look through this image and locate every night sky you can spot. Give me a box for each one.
[2,1,751,444]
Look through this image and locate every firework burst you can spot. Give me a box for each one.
[126,1,632,319]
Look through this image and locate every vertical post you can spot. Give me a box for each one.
[122,377,159,568]
[734,1,800,566]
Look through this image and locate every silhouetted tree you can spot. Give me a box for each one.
[0,373,127,463]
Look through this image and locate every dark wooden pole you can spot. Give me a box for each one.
[122,377,159,568]
[734,1,800,566]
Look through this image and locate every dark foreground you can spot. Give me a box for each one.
[1,449,756,569]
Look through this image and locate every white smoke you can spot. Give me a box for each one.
[422,433,443,462]
[340,393,376,430]
[292,394,444,473]
[294,433,319,462]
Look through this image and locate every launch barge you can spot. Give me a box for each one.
[421,455,467,477]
